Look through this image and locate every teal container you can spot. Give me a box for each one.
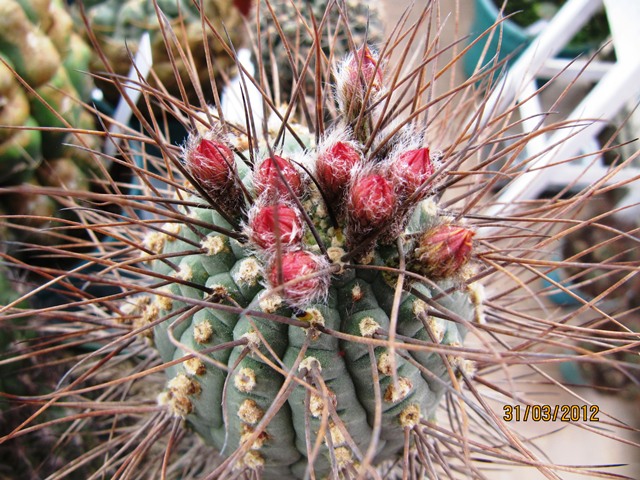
[464,0,609,78]
[463,0,532,78]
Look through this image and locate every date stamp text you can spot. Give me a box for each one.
[503,404,599,422]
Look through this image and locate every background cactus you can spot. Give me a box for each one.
[0,0,105,250]
[1,1,639,479]
[256,0,385,107]
[77,0,246,105]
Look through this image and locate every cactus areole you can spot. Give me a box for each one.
[147,45,481,478]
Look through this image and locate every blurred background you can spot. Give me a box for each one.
[377,1,639,478]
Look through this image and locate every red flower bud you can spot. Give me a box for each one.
[188,139,234,188]
[337,46,384,133]
[249,204,303,250]
[392,147,434,198]
[268,250,328,305]
[344,173,397,252]
[254,155,304,199]
[347,173,396,229]
[233,0,252,17]
[316,141,361,199]
[335,46,383,143]
[414,225,474,279]
[186,138,245,216]
[345,46,383,96]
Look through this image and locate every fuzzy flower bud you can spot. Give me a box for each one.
[268,250,329,306]
[187,139,234,189]
[392,147,434,199]
[254,155,304,199]
[335,46,384,138]
[347,173,396,229]
[413,225,474,279]
[316,140,361,201]
[345,172,397,252]
[185,137,244,217]
[341,46,383,102]
[248,204,303,250]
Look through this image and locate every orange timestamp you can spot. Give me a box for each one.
[503,404,600,422]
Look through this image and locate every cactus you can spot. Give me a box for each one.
[77,0,246,105]
[1,1,639,479]
[0,0,105,251]
[256,0,385,105]
[143,65,481,473]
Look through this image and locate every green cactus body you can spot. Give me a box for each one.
[62,33,94,100]
[0,0,108,253]
[146,45,480,475]
[29,66,84,150]
[0,0,61,88]
[149,196,474,477]
[0,117,41,184]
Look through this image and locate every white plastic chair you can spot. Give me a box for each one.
[479,0,640,218]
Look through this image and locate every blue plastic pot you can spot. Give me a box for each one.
[464,0,608,78]
[463,0,532,78]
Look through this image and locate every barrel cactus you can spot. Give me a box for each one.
[1,1,639,479]
[142,45,480,477]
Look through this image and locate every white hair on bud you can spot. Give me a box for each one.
[242,196,305,255]
[333,45,386,114]
[267,250,332,309]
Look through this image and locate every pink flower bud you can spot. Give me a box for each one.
[249,204,303,250]
[316,141,361,199]
[188,139,234,188]
[345,46,383,97]
[254,155,304,199]
[185,138,245,217]
[347,173,396,229]
[335,46,384,142]
[414,225,474,279]
[392,147,434,198]
[268,250,328,305]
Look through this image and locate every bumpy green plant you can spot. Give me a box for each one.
[1,1,639,479]
[0,0,104,247]
[140,45,482,477]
